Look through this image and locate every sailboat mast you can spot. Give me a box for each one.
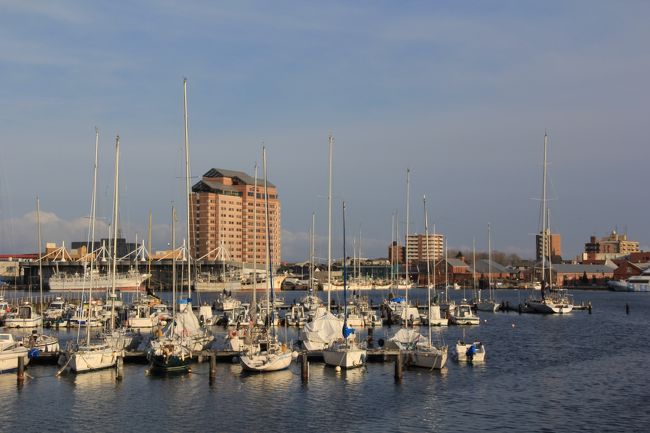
[391,212,395,287]
[327,134,333,312]
[183,78,193,298]
[541,133,548,289]
[263,146,274,330]
[310,212,315,292]
[473,238,477,300]
[252,163,258,324]
[547,208,553,290]
[147,210,152,292]
[405,168,410,303]
[444,239,448,303]
[37,196,43,334]
[87,128,99,344]
[342,202,348,332]
[488,223,492,300]
[172,207,177,322]
[423,195,431,346]
[110,135,120,331]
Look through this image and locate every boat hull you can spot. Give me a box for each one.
[148,354,191,374]
[0,348,30,373]
[60,345,122,373]
[409,346,448,370]
[4,317,43,328]
[528,300,573,314]
[323,347,366,369]
[239,352,292,372]
[456,342,486,362]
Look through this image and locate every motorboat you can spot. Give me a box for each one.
[4,303,43,328]
[456,339,486,362]
[449,300,480,325]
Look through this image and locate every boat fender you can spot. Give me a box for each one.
[28,348,41,359]
[377,338,385,348]
[199,315,205,326]
[229,330,237,338]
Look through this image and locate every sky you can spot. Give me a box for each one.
[0,0,648,262]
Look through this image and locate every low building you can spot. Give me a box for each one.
[553,263,616,287]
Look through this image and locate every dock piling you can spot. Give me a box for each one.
[17,356,25,385]
[209,352,217,385]
[115,355,124,381]
[394,351,403,382]
[301,352,309,383]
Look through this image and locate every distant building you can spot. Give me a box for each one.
[191,168,281,268]
[582,230,639,261]
[536,232,562,262]
[388,241,405,265]
[406,233,444,263]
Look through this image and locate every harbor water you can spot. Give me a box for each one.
[1,289,649,432]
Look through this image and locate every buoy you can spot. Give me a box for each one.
[291,351,299,359]
[511,323,515,328]
[335,366,341,372]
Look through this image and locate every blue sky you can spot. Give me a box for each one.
[1,0,648,261]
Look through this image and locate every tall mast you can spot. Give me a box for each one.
[488,223,492,301]
[310,212,315,293]
[390,212,395,287]
[86,128,99,344]
[172,207,177,326]
[444,239,448,303]
[327,134,333,312]
[110,135,120,331]
[473,238,477,300]
[37,196,43,334]
[263,146,274,331]
[405,168,410,303]
[252,163,258,324]
[147,210,152,292]
[183,78,193,298]
[342,201,348,346]
[396,211,399,288]
[423,195,431,346]
[541,133,548,289]
[547,208,553,290]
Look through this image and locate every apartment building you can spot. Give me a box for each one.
[191,168,281,267]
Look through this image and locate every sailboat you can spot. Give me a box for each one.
[301,136,345,351]
[239,146,292,372]
[147,207,192,374]
[476,223,499,312]
[323,202,367,369]
[21,197,59,355]
[58,131,123,373]
[527,133,573,314]
[408,196,448,370]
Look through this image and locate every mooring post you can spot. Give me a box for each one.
[394,351,403,382]
[17,356,25,385]
[115,355,124,381]
[301,352,309,383]
[209,351,217,385]
[625,303,630,315]
[588,302,592,314]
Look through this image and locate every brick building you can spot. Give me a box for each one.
[191,168,281,268]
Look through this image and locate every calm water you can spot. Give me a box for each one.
[1,289,649,432]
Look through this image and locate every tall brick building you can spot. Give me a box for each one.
[191,168,281,268]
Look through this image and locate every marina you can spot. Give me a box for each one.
[0,288,647,432]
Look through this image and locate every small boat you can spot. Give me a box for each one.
[4,303,43,328]
[0,334,30,373]
[300,310,344,351]
[449,300,480,325]
[456,339,486,362]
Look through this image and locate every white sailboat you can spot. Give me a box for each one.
[239,147,292,372]
[323,202,367,369]
[409,196,448,370]
[527,133,573,314]
[22,196,59,355]
[476,223,499,312]
[59,132,123,373]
